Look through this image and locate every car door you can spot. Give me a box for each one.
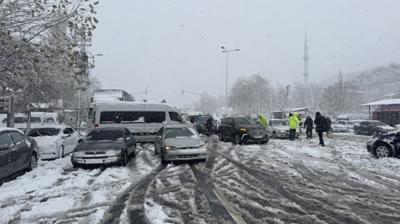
[9,131,30,172]
[62,127,74,154]
[66,127,78,153]
[0,132,14,179]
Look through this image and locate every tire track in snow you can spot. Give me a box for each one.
[126,163,167,224]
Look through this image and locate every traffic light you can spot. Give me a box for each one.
[0,96,14,113]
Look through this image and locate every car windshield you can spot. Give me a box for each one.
[28,128,60,137]
[270,120,288,126]
[197,116,211,123]
[85,129,123,141]
[235,117,257,125]
[164,127,196,139]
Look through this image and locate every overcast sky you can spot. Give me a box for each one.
[91,0,400,107]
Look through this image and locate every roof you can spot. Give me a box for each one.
[29,124,69,129]
[363,98,400,106]
[94,101,178,111]
[0,127,25,134]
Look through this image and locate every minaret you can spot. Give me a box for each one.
[303,32,309,86]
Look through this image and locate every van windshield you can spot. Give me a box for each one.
[100,111,166,124]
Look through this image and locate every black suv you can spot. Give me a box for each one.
[218,116,269,144]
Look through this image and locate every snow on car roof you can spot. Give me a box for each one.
[94,100,178,111]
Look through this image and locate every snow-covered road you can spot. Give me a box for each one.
[2,134,400,224]
[0,146,159,224]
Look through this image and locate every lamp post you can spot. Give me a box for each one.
[221,46,240,113]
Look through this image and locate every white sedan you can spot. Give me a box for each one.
[27,125,79,160]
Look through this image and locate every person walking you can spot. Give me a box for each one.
[304,115,313,139]
[314,112,328,146]
[258,113,268,129]
[288,112,300,141]
[326,116,333,138]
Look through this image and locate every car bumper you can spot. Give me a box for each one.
[165,148,207,161]
[242,134,269,143]
[72,155,120,165]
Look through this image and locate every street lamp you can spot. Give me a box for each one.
[221,46,240,113]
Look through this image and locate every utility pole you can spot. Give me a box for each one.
[221,46,240,114]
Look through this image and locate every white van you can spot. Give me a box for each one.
[92,101,184,142]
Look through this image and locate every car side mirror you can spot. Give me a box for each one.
[0,144,10,150]
[126,136,133,141]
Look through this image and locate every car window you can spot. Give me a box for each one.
[235,117,257,125]
[28,128,60,137]
[163,127,196,139]
[30,117,42,123]
[168,112,183,123]
[44,117,55,123]
[9,131,25,145]
[100,111,166,124]
[86,129,124,141]
[0,133,12,147]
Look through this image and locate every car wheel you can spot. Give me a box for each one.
[218,133,224,141]
[59,146,64,159]
[234,134,242,145]
[120,151,128,166]
[27,153,38,171]
[161,152,168,164]
[374,144,392,158]
[272,132,277,139]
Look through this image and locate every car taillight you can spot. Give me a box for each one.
[95,124,99,128]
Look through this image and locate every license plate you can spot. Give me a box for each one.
[84,159,104,164]
[254,135,263,139]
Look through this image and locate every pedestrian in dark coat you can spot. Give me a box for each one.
[314,112,328,146]
[304,116,313,139]
[206,116,214,134]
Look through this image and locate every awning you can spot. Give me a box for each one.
[362,98,400,106]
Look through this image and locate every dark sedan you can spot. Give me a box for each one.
[0,128,38,181]
[71,127,136,167]
[354,120,394,136]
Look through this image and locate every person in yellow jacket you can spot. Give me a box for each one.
[288,112,300,141]
[258,113,268,129]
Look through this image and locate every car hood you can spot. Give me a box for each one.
[74,141,124,152]
[164,137,203,149]
[273,126,289,131]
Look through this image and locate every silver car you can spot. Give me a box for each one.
[154,125,207,163]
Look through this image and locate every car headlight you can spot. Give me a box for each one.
[105,150,121,156]
[165,146,176,151]
[240,128,247,132]
[73,151,85,157]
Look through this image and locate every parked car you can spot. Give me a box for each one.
[71,127,136,167]
[366,132,400,158]
[196,115,217,135]
[27,125,79,160]
[154,125,207,163]
[268,119,299,139]
[353,120,394,136]
[219,116,269,144]
[331,121,352,133]
[0,128,38,180]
